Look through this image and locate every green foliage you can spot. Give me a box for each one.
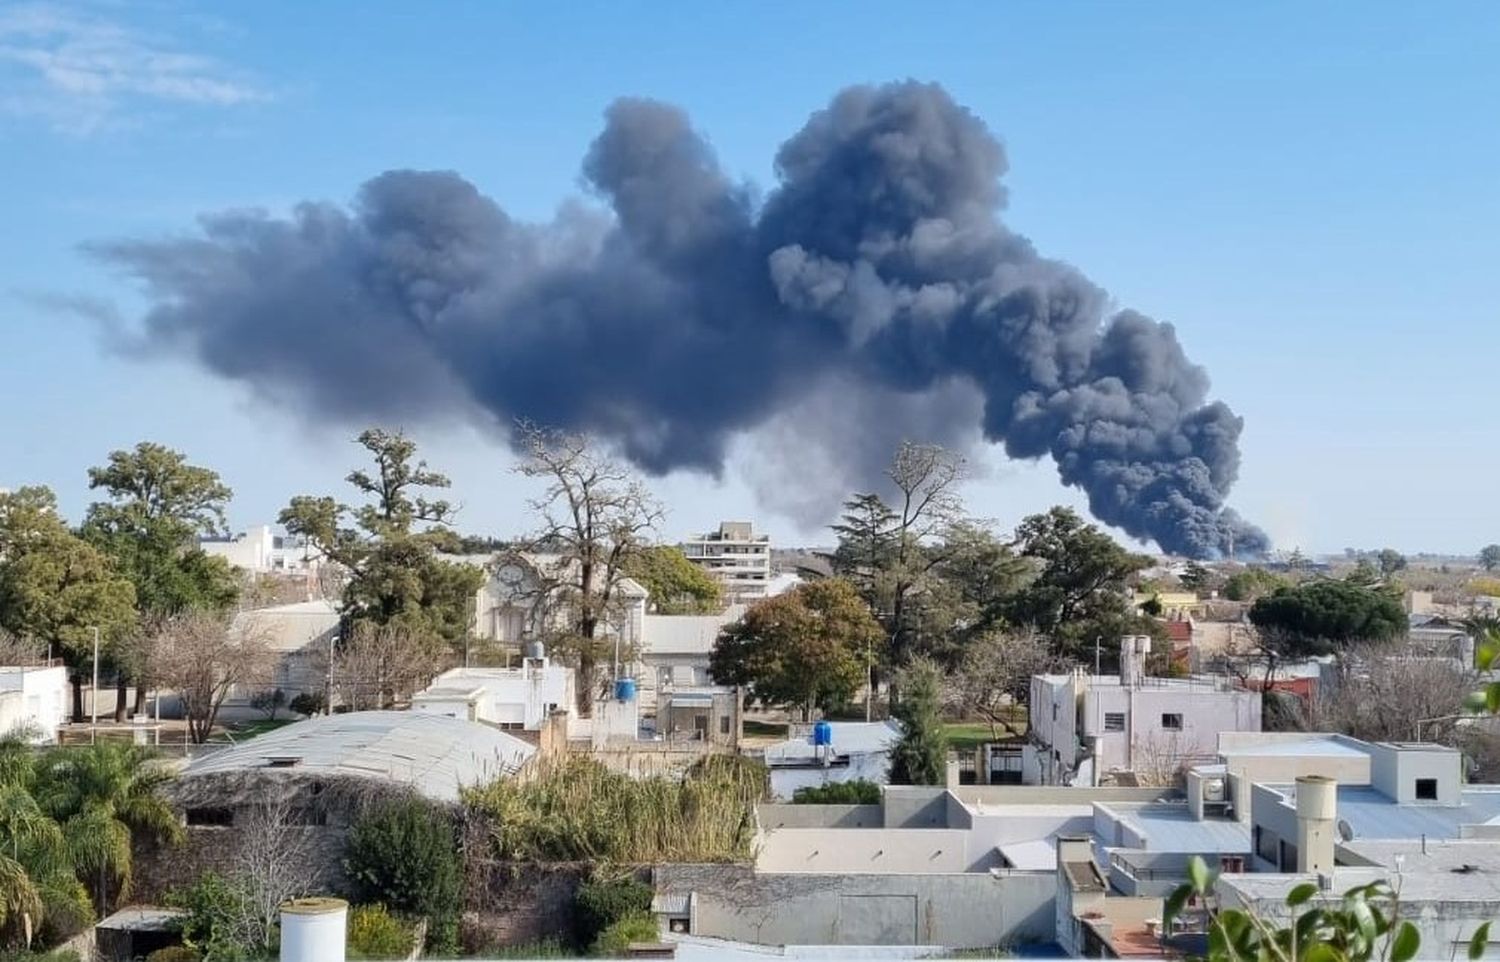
[1179,561,1221,595]
[30,742,180,913]
[346,904,414,961]
[1480,545,1500,572]
[465,755,766,863]
[1249,579,1407,650]
[280,429,484,649]
[288,692,325,717]
[343,797,460,949]
[478,939,571,959]
[621,546,721,614]
[0,486,138,686]
[0,951,84,962]
[81,442,240,622]
[574,876,652,949]
[709,578,882,721]
[888,659,948,786]
[1223,567,1290,602]
[166,873,256,962]
[1376,548,1407,578]
[791,779,882,804]
[591,913,658,957]
[1163,855,1462,962]
[145,948,201,962]
[1004,507,1153,660]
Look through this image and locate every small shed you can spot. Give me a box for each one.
[95,906,186,962]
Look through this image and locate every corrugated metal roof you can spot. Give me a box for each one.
[652,894,691,915]
[182,711,534,800]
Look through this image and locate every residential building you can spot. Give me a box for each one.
[763,720,901,800]
[176,711,535,808]
[636,604,746,700]
[228,598,341,701]
[0,663,68,743]
[655,685,740,746]
[679,521,771,602]
[411,653,575,731]
[1028,636,1262,785]
[199,525,324,573]
[466,551,647,651]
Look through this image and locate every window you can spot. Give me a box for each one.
[1416,778,1438,801]
[186,807,233,827]
[1161,713,1183,731]
[719,715,730,735]
[1103,712,1125,732]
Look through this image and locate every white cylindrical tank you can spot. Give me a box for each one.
[1296,774,1338,820]
[280,897,347,962]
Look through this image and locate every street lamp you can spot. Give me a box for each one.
[89,625,100,744]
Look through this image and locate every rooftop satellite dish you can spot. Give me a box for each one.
[1337,819,1355,842]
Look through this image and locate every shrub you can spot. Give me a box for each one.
[145,948,201,962]
[591,913,659,957]
[288,692,325,717]
[574,876,653,948]
[249,689,286,720]
[346,905,413,960]
[344,798,461,951]
[791,779,881,804]
[465,754,765,863]
[166,872,258,962]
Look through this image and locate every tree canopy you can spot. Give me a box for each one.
[620,545,721,615]
[280,429,484,648]
[1003,506,1153,660]
[887,659,948,786]
[709,578,882,721]
[81,442,239,621]
[1481,544,1500,572]
[1248,579,1407,650]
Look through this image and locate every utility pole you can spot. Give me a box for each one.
[1094,636,1101,677]
[866,636,874,722]
[89,626,100,744]
[325,634,337,716]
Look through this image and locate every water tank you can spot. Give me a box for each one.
[812,720,833,746]
[614,678,637,702]
[1296,774,1338,821]
[523,640,546,660]
[280,897,347,962]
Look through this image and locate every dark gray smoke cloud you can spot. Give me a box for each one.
[90,81,1267,558]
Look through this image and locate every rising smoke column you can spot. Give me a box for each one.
[91,81,1267,558]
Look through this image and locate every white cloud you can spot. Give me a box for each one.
[0,2,266,132]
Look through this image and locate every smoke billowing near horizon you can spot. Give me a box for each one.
[92,81,1268,559]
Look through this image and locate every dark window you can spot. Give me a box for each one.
[719,715,730,735]
[1104,713,1126,732]
[1416,778,1438,800]
[1161,713,1183,731]
[186,807,233,827]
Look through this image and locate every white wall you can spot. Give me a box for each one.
[769,750,892,800]
[0,666,68,743]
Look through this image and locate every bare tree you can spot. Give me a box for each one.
[230,793,320,949]
[885,443,966,664]
[1131,731,1192,787]
[513,422,662,714]
[943,630,1062,739]
[151,611,274,743]
[1307,644,1476,744]
[326,621,446,710]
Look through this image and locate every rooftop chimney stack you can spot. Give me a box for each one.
[1295,775,1338,874]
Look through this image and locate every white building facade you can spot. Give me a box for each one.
[0,664,68,744]
[679,521,772,602]
[411,657,575,731]
[200,525,324,573]
[1029,636,1262,785]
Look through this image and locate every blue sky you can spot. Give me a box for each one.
[3,1,1498,555]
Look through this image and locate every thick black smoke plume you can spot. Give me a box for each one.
[93,82,1267,558]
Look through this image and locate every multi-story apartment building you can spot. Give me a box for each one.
[678,521,772,602]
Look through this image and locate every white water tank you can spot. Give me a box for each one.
[280,897,347,962]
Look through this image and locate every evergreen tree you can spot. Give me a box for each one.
[887,659,948,786]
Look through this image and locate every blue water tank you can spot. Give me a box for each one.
[614,678,637,702]
[812,720,833,746]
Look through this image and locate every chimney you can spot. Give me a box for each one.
[1119,635,1150,686]
[1295,775,1337,874]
